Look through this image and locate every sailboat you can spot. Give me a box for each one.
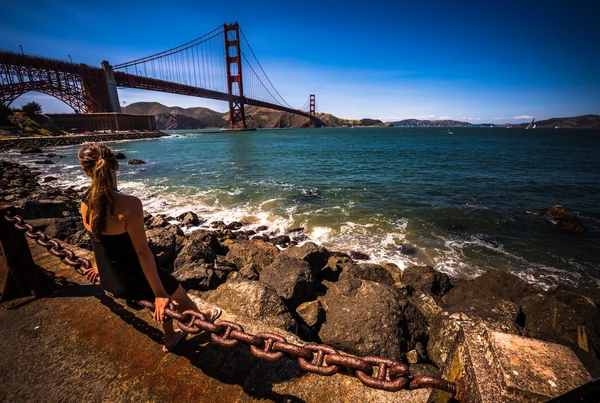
[526,118,536,130]
[448,128,454,135]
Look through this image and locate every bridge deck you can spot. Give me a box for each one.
[0,240,429,402]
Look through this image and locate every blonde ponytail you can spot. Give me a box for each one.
[78,143,117,239]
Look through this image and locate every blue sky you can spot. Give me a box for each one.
[1,0,598,123]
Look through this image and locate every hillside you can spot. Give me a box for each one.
[123,102,388,129]
[124,102,226,129]
[509,114,600,129]
[389,119,472,127]
[4,112,66,136]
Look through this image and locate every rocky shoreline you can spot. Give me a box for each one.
[1,159,599,378]
[0,131,167,152]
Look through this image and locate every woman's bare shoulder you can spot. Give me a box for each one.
[114,192,143,216]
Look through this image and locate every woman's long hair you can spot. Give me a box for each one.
[78,143,117,239]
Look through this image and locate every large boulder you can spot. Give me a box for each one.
[321,252,353,281]
[279,242,330,274]
[259,255,315,310]
[146,227,177,270]
[427,298,524,367]
[341,263,395,286]
[174,239,217,269]
[225,240,279,272]
[22,199,75,219]
[43,218,82,240]
[147,215,168,229]
[188,230,224,255]
[544,205,585,232]
[442,269,538,306]
[403,266,453,298]
[521,286,600,376]
[172,261,217,291]
[177,211,200,227]
[64,229,92,250]
[425,270,538,367]
[319,276,426,361]
[207,280,296,331]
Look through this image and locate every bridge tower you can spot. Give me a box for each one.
[309,94,316,117]
[224,23,247,130]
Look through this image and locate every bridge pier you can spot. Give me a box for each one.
[224,23,247,129]
[101,61,122,112]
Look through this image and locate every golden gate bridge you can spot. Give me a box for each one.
[0,23,321,129]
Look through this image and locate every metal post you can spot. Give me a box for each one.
[0,207,45,309]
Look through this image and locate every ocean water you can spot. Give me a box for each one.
[5,127,600,289]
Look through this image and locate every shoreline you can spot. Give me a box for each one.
[1,158,599,378]
[0,131,167,152]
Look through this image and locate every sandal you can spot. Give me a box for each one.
[162,331,187,353]
[203,308,222,323]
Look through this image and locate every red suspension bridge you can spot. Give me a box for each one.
[0,23,321,129]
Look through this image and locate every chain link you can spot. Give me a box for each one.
[4,212,460,398]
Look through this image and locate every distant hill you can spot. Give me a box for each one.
[123,102,389,129]
[508,114,600,129]
[124,102,225,129]
[389,119,472,127]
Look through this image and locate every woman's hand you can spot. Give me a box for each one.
[154,296,171,323]
[82,266,99,284]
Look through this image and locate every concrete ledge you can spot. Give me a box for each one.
[429,326,592,402]
[0,239,431,402]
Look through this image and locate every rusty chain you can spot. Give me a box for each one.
[4,212,460,398]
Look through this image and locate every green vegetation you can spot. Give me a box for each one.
[22,101,42,117]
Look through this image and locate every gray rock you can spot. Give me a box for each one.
[225,240,279,272]
[207,280,296,331]
[544,205,585,232]
[403,265,453,297]
[349,250,370,260]
[319,277,419,361]
[296,300,325,329]
[342,263,395,286]
[172,261,217,291]
[260,255,315,310]
[239,263,259,280]
[174,239,217,270]
[128,159,145,165]
[64,229,92,250]
[321,252,353,281]
[406,349,419,364]
[146,227,177,270]
[279,242,330,274]
[147,215,168,228]
[177,211,200,226]
[225,221,243,230]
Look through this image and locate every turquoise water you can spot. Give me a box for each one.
[9,127,600,288]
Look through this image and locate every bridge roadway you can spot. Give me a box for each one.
[0,238,430,402]
[113,72,318,121]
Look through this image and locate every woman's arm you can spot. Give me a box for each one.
[125,196,170,323]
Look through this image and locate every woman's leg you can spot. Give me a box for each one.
[170,284,201,313]
[163,318,178,348]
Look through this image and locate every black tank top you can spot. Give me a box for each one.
[90,232,149,299]
[84,190,179,300]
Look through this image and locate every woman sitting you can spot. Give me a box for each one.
[78,142,220,351]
